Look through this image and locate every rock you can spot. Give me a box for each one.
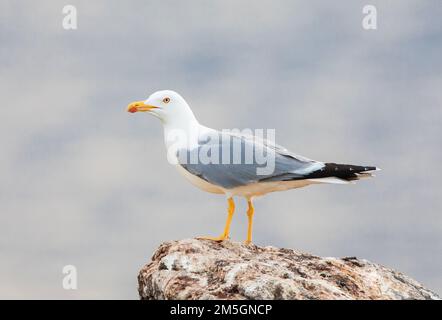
[137,239,440,300]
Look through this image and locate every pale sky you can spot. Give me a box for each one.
[1,0,441,298]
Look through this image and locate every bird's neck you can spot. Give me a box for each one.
[162,114,201,150]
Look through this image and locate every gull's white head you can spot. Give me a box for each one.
[127,90,197,127]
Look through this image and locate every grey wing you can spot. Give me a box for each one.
[178,132,324,189]
[227,131,316,163]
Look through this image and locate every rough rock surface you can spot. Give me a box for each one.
[138,239,440,300]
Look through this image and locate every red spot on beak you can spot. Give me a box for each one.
[128,107,138,113]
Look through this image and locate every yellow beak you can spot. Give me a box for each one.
[127,101,158,113]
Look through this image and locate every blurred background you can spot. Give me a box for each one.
[1,0,441,299]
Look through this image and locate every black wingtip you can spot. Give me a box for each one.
[304,163,378,181]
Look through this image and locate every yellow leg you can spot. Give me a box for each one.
[245,199,254,244]
[197,198,235,241]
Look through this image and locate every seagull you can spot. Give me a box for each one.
[127,90,379,244]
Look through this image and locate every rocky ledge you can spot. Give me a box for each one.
[138,239,439,300]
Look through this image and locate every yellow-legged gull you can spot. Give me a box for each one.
[127,90,379,244]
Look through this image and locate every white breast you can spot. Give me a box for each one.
[175,164,225,194]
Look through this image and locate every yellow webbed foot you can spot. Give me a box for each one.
[196,235,229,242]
[197,198,235,243]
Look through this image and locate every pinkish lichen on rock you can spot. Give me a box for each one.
[138,239,440,300]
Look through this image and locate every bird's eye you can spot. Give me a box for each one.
[163,97,170,103]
